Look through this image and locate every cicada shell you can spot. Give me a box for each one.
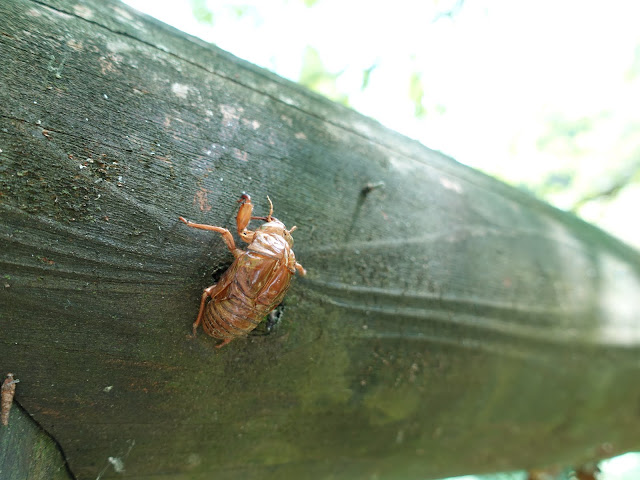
[1,373,19,426]
[180,194,306,348]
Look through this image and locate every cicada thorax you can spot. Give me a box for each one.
[201,235,296,340]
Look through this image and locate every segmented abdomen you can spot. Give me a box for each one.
[202,271,293,340]
[201,241,295,340]
[202,292,268,339]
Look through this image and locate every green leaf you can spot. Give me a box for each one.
[299,46,348,105]
[190,0,214,25]
[409,72,426,118]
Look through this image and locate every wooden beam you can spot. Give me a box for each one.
[1,0,639,478]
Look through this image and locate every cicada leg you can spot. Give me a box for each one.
[214,338,233,349]
[237,194,278,236]
[295,262,307,276]
[236,194,254,242]
[178,217,242,258]
[190,279,231,339]
[264,195,274,221]
[237,194,278,244]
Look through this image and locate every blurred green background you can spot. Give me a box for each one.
[122,1,640,478]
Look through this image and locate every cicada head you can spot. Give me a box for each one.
[258,219,296,247]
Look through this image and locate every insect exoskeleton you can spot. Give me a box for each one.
[179,194,306,348]
[1,373,19,427]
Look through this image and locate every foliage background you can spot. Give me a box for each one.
[122,1,640,478]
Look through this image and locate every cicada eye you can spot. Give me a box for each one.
[282,230,294,247]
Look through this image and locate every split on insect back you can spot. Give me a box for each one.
[2,373,19,426]
[179,193,306,349]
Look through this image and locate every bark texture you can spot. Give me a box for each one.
[0,399,72,480]
[1,1,640,479]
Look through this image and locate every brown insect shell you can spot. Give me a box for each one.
[2,373,17,427]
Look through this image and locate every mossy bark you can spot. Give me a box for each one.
[1,0,640,479]
[0,403,73,480]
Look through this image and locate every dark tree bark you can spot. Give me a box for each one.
[1,0,640,479]
[0,403,73,480]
